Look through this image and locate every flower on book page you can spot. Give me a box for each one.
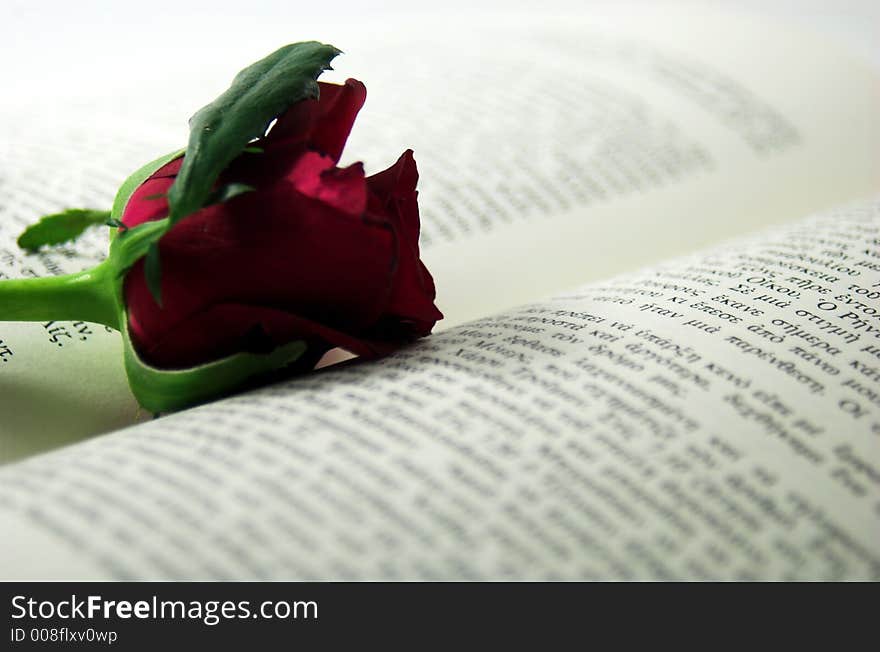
[122,82,442,370]
[2,42,443,413]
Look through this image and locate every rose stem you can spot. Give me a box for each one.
[0,261,119,329]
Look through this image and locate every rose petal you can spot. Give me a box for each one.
[287,152,367,217]
[124,180,396,357]
[121,176,175,228]
[308,79,367,162]
[149,156,185,179]
[367,149,419,201]
[372,208,443,335]
[129,301,394,369]
[365,151,442,331]
[366,149,421,244]
[263,78,366,163]
[258,96,317,146]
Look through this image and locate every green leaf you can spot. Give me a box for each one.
[166,41,340,225]
[17,208,111,251]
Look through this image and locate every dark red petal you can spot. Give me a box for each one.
[378,215,444,335]
[367,149,418,201]
[366,149,421,244]
[263,79,366,163]
[308,79,367,162]
[259,95,319,145]
[123,178,396,363]
[287,152,366,217]
[129,302,393,369]
[121,176,175,228]
[366,150,443,332]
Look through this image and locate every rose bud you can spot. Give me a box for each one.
[2,42,442,412]
[123,80,442,370]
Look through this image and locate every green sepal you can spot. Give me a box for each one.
[106,148,183,304]
[104,147,185,281]
[119,315,307,413]
[109,217,171,277]
[17,208,112,251]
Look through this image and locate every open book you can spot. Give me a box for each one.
[1,7,878,580]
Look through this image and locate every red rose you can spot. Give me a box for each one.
[121,78,443,370]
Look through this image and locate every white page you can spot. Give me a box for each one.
[1,7,879,462]
[1,198,877,580]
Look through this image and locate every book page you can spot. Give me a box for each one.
[0,158,150,462]
[1,7,879,461]
[1,199,877,580]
